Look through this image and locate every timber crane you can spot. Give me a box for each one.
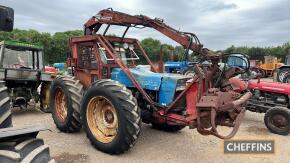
[49,8,251,154]
[84,8,214,58]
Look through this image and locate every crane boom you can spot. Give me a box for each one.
[84,9,213,56]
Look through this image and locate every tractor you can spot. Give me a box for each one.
[49,9,251,154]
[250,55,283,78]
[164,61,198,76]
[0,5,55,162]
[0,40,55,113]
[227,54,290,135]
[160,45,200,76]
[277,54,290,82]
[154,45,199,75]
[246,78,290,135]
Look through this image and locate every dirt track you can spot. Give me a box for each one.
[13,106,290,163]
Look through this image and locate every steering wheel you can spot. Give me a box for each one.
[214,61,247,88]
[228,66,245,77]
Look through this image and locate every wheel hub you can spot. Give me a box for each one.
[272,114,287,128]
[104,109,114,124]
[87,96,118,143]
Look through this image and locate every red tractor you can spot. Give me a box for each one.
[49,9,251,154]
[246,78,290,135]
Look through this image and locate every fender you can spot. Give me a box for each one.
[229,77,248,92]
[248,80,290,95]
[277,65,290,70]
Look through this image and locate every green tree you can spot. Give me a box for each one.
[0,29,83,64]
[51,30,83,63]
[140,37,161,62]
[1,28,290,65]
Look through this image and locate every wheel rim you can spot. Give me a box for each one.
[42,85,50,110]
[270,114,288,129]
[87,96,118,144]
[54,87,67,122]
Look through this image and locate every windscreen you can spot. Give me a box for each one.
[2,47,43,69]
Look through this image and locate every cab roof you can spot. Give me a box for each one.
[0,40,44,50]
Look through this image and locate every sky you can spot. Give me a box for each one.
[1,0,290,50]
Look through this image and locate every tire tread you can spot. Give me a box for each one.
[50,76,84,132]
[82,79,141,154]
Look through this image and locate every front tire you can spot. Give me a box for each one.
[50,76,84,132]
[81,79,141,154]
[264,107,290,135]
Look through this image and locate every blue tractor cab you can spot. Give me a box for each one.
[164,61,197,74]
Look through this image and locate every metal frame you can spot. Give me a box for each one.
[99,47,140,61]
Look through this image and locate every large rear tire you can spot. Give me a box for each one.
[0,81,12,128]
[0,137,55,163]
[264,107,290,135]
[40,82,51,113]
[81,79,141,154]
[50,76,84,132]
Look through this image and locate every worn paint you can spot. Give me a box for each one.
[111,67,189,105]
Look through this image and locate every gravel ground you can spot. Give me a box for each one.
[12,78,290,163]
[12,108,290,163]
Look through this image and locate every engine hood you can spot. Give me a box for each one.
[111,67,190,91]
[248,80,290,95]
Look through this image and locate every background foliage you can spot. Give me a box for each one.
[1,29,290,64]
[0,29,83,64]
